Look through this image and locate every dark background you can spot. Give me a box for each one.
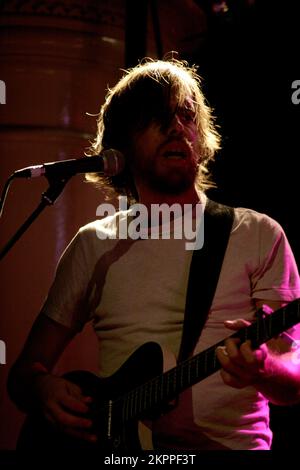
[194,1,300,263]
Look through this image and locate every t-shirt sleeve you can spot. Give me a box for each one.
[40,229,92,331]
[251,214,300,302]
[247,213,300,344]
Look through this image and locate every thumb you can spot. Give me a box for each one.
[66,380,92,402]
[224,318,251,330]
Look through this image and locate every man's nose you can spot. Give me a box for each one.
[168,113,184,134]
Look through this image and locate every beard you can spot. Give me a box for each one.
[135,158,198,195]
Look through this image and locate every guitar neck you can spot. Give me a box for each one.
[122,298,300,422]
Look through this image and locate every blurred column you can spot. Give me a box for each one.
[0,0,124,449]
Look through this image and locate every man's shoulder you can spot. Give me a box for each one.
[233,206,282,230]
[230,206,285,243]
[78,210,131,239]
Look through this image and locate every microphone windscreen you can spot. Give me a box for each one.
[102,149,125,176]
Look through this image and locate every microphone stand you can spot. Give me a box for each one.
[0,175,71,261]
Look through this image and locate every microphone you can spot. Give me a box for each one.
[13,149,125,179]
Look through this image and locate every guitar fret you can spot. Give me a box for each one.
[130,391,134,418]
[124,395,129,421]
[131,387,135,418]
[180,363,184,388]
[150,380,154,408]
[213,349,217,369]
[153,376,158,406]
[138,382,142,414]
[179,364,185,389]
[160,374,164,402]
[191,357,198,382]
[165,371,169,398]
[204,350,208,374]
[145,380,150,410]
[196,355,199,377]
[134,386,138,416]
[173,369,177,393]
[140,383,146,416]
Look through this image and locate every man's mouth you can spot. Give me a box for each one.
[161,140,189,160]
[163,150,186,159]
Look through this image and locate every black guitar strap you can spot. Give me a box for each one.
[178,198,234,361]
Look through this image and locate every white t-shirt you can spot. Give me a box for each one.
[41,200,300,450]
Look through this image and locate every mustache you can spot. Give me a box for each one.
[158,136,192,153]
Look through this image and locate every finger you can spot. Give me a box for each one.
[43,407,97,443]
[224,338,245,365]
[64,427,98,443]
[216,347,252,382]
[216,346,242,372]
[66,382,93,404]
[44,409,56,426]
[240,342,267,367]
[59,393,91,414]
[49,403,93,429]
[224,319,251,330]
[220,369,247,389]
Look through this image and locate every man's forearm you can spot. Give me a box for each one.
[7,361,50,413]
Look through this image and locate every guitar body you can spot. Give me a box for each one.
[17,342,165,452]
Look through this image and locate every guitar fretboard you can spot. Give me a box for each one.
[121,298,300,422]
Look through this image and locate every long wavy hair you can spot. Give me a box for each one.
[86,58,221,201]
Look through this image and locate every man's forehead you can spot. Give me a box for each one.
[169,93,195,110]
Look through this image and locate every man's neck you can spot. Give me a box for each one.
[137,185,201,209]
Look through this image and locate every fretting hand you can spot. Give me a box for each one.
[216,319,269,389]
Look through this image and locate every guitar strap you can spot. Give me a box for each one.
[178,198,234,361]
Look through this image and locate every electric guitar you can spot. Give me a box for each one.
[17,299,300,452]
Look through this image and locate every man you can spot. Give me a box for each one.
[8,59,300,451]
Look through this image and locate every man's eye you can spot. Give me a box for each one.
[181,108,195,122]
